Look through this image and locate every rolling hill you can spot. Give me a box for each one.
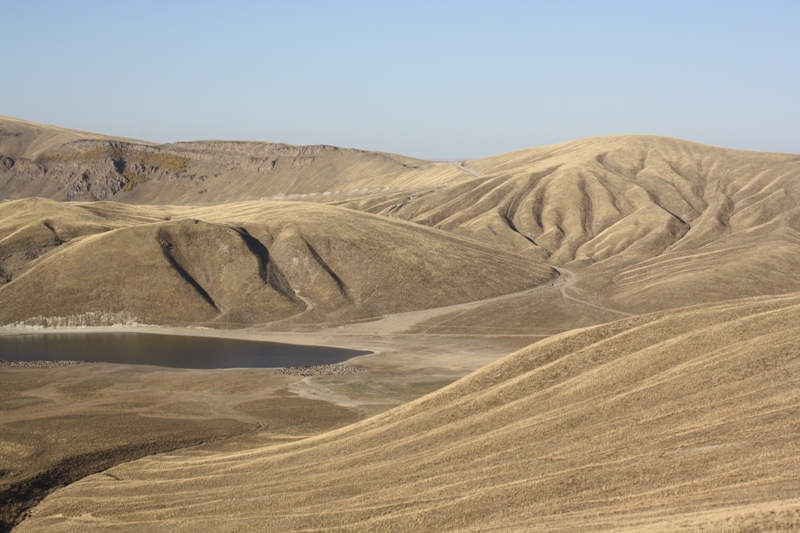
[0,198,555,326]
[339,135,800,314]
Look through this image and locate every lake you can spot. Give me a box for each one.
[0,332,369,369]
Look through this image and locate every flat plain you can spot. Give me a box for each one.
[2,116,800,531]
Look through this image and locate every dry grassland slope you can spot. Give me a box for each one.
[0,198,555,326]
[4,120,800,532]
[19,292,800,532]
[340,136,800,312]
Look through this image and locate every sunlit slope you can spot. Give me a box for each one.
[20,293,800,532]
[357,135,800,265]
[0,116,470,203]
[0,198,154,285]
[0,198,555,325]
[341,135,800,311]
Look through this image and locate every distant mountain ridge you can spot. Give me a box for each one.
[0,116,467,204]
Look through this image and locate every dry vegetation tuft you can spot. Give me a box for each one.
[132,151,188,173]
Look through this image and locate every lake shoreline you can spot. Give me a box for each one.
[0,325,373,353]
[0,329,370,369]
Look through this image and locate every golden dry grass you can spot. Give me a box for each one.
[342,135,800,314]
[7,117,800,318]
[16,293,800,532]
[0,116,154,160]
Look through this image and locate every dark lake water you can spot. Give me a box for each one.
[0,332,369,369]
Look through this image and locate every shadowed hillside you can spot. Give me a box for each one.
[0,198,555,326]
[18,292,800,532]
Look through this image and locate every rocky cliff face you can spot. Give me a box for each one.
[0,140,193,201]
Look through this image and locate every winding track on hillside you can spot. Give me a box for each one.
[449,161,481,177]
[556,267,634,317]
[335,267,633,336]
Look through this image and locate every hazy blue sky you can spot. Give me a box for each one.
[1,0,798,159]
